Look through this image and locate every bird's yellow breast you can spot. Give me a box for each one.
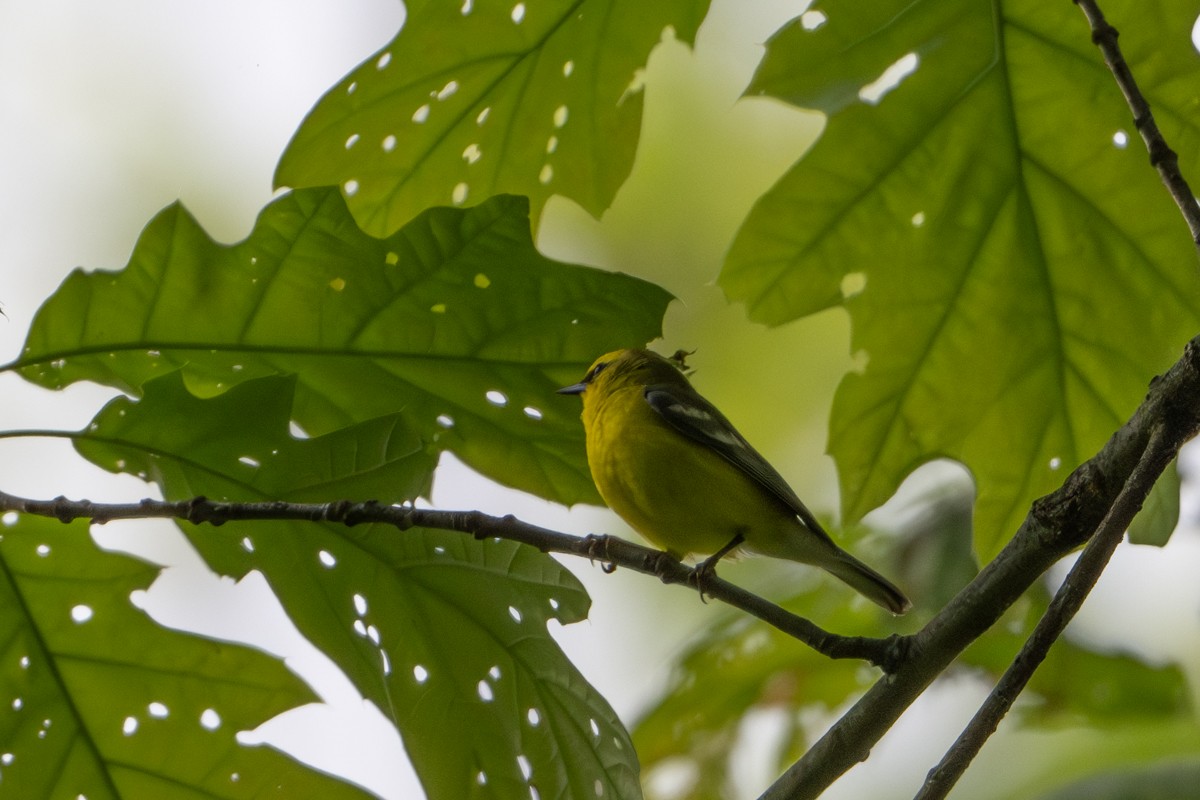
[583,382,794,558]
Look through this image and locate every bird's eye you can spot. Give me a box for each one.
[585,361,609,383]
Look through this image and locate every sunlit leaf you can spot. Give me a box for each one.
[75,373,640,800]
[0,515,370,799]
[276,0,713,235]
[722,0,1200,558]
[16,189,672,506]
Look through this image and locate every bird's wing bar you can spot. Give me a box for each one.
[644,384,833,542]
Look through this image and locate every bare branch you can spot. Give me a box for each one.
[914,422,1176,799]
[0,491,902,669]
[1074,0,1200,250]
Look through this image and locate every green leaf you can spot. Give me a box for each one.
[0,514,370,799]
[1033,758,1200,800]
[16,189,672,506]
[75,373,641,800]
[1128,458,1180,546]
[722,0,1200,558]
[275,0,713,235]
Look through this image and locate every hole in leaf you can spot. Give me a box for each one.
[486,390,508,407]
[452,183,469,204]
[511,2,526,23]
[377,52,392,70]
[412,104,430,123]
[539,164,554,184]
[563,60,574,77]
[859,53,919,105]
[1112,130,1128,148]
[122,716,138,736]
[477,681,494,702]
[318,550,337,568]
[70,605,93,624]
[413,664,429,684]
[345,133,360,150]
[523,406,543,420]
[148,702,169,718]
[801,10,827,30]
[518,754,532,780]
[383,134,397,152]
[463,143,482,164]
[200,709,221,731]
[553,105,569,128]
[344,180,360,196]
[354,594,368,616]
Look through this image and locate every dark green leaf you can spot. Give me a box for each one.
[0,514,370,799]
[75,373,640,800]
[275,0,713,235]
[17,189,672,505]
[722,0,1200,558]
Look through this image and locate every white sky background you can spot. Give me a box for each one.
[3,2,1200,799]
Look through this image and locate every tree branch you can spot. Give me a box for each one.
[914,421,1176,800]
[1074,0,1200,250]
[758,334,1200,800]
[0,491,903,669]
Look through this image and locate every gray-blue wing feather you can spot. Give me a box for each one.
[644,384,833,543]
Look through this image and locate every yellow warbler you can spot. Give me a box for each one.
[559,348,910,614]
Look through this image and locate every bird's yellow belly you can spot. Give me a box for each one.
[588,411,782,558]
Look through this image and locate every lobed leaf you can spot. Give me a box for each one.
[0,514,370,799]
[75,372,640,800]
[722,0,1200,558]
[15,189,672,506]
[276,0,713,235]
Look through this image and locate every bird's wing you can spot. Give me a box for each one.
[644,383,833,543]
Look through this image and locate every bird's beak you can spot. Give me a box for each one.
[557,382,586,395]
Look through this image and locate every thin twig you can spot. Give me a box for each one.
[1074,0,1200,250]
[0,491,902,669]
[914,422,1176,800]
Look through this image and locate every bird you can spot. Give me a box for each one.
[558,348,911,614]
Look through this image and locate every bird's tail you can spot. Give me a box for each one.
[823,549,911,615]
